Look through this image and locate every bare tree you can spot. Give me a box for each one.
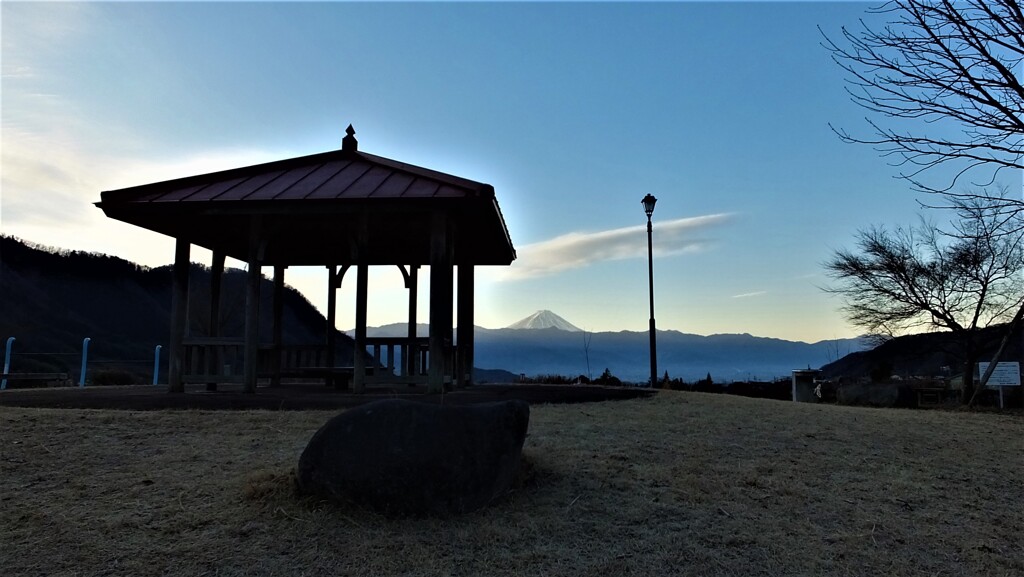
[822,0,1023,199]
[825,201,1024,400]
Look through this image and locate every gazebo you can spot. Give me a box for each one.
[96,126,516,394]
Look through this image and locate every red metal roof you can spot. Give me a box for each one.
[105,149,495,203]
[96,131,516,267]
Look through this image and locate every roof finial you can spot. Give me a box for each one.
[342,124,358,152]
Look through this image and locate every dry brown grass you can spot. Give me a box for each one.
[1,391,1021,576]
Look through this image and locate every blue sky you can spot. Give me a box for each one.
[4,1,1010,342]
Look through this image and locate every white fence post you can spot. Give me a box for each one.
[153,345,162,385]
[79,337,91,387]
[1,337,14,390]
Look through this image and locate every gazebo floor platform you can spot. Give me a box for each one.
[0,382,655,411]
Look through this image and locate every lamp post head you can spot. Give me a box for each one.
[642,194,658,219]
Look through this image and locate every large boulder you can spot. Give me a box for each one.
[296,399,530,516]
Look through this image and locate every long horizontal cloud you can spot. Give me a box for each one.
[732,291,767,299]
[498,213,733,281]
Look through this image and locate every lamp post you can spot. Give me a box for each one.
[642,194,658,388]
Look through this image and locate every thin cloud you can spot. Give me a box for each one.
[498,213,733,281]
[1,65,34,79]
[732,291,767,299]
[1,128,102,225]
[1,125,288,227]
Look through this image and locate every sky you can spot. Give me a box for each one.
[3,1,1017,343]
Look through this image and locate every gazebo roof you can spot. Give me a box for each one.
[97,127,516,266]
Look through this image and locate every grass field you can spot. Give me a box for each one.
[1,391,1022,576]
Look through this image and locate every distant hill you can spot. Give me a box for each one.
[13,229,1010,385]
[819,324,1023,380]
[474,327,865,382]
[473,367,519,384]
[0,236,357,380]
[363,317,867,382]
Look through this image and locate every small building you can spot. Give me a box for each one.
[791,369,820,402]
[96,126,516,394]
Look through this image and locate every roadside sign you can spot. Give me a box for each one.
[977,361,1020,409]
[977,362,1021,386]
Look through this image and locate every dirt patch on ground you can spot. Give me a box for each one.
[2,391,1022,576]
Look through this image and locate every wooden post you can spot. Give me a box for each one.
[168,238,190,393]
[270,265,285,387]
[209,252,225,330]
[457,264,474,388]
[353,264,368,393]
[407,265,419,378]
[428,214,453,393]
[206,251,225,391]
[243,221,263,394]
[325,265,337,386]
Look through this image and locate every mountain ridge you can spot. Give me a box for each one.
[355,321,850,346]
[359,320,866,382]
[2,235,865,384]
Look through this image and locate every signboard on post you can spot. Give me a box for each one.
[977,362,1021,386]
[977,362,1020,409]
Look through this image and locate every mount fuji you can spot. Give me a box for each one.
[505,310,582,332]
[360,309,865,382]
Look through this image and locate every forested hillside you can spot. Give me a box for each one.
[819,324,1024,381]
[0,236,356,380]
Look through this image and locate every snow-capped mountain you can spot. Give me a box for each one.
[358,310,867,382]
[505,310,582,332]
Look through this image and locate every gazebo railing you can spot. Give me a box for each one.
[182,337,245,384]
[262,344,331,375]
[364,337,431,382]
[181,338,327,383]
[181,336,441,385]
